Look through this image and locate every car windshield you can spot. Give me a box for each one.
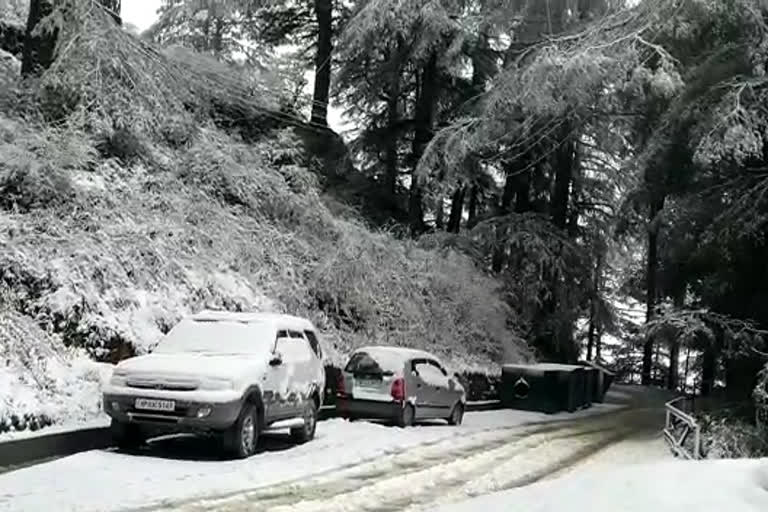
[153,319,274,355]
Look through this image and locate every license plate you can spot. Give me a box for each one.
[356,379,380,389]
[135,398,175,412]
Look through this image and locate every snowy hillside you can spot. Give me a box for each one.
[0,10,531,432]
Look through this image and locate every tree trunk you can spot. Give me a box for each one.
[551,125,574,230]
[467,186,478,229]
[211,17,224,57]
[683,345,691,394]
[654,339,662,383]
[471,30,491,95]
[384,70,400,198]
[668,337,681,391]
[21,0,56,75]
[642,195,665,385]
[201,12,211,52]
[586,254,603,361]
[567,148,582,237]
[409,53,439,235]
[435,197,445,230]
[595,326,603,361]
[492,172,517,272]
[724,356,763,401]
[667,291,684,391]
[311,0,333,127]
[22,0,121,76]
[586,301,596,361]
[514,167,531,213]
[447,186,465,233]
[701,348,716,396]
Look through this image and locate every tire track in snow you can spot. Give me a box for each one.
[146,412,620,512]
[163,412,634,512]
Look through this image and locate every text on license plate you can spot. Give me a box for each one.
[135,398,175,412]
[356,379,381,389]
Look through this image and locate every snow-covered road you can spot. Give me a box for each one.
[167,407,664,512]
[0,386,670,512]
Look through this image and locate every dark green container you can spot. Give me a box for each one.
[578,361,615,403]
[501,363,590,414]
[582,368,597,408]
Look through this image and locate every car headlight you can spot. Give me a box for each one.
[200,377,235,391]
[109,369,128,387]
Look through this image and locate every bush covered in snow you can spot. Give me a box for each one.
[0,2,530,432]
[0,309,107,434]
[700,415,768,459]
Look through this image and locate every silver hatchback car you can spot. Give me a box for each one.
[336,346,466,427]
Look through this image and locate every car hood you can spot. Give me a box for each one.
[115,352,266,380]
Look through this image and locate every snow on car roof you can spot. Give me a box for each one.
[503,363,584,372]
[191,310,315,331]
[353,346,442,366]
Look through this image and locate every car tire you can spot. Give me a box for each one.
[291,400,318,444]
[111,419,145,450]
[448,403,464,426]
[397,403,415,428]
[224,403,260,459]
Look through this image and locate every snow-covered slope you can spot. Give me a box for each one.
[0,105,530,433]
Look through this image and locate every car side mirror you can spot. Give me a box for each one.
[449,379,456,390]
[269,353,283,367]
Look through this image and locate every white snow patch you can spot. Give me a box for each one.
[433,458,768,512]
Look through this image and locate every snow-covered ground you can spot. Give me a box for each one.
[9,385,735,512]
[435,457,768,512]
[0,404,622,512]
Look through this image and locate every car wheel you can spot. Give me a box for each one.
[224,403,260,458]
[111,419,145,450]
[448,403,464,426]
[291,400,318,444]
[397,403,415,428]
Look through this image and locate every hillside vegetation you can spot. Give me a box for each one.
[6,0,768,446]
[0,3,529,432]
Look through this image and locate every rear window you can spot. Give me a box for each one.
[345,351,402,376]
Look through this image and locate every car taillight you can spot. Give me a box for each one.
[390,377,406,401]
[336,372,346,398]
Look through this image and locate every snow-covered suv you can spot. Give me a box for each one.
[103,310,325,458]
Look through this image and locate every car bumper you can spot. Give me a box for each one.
[336,397,403,420]
[103,393,242,432]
